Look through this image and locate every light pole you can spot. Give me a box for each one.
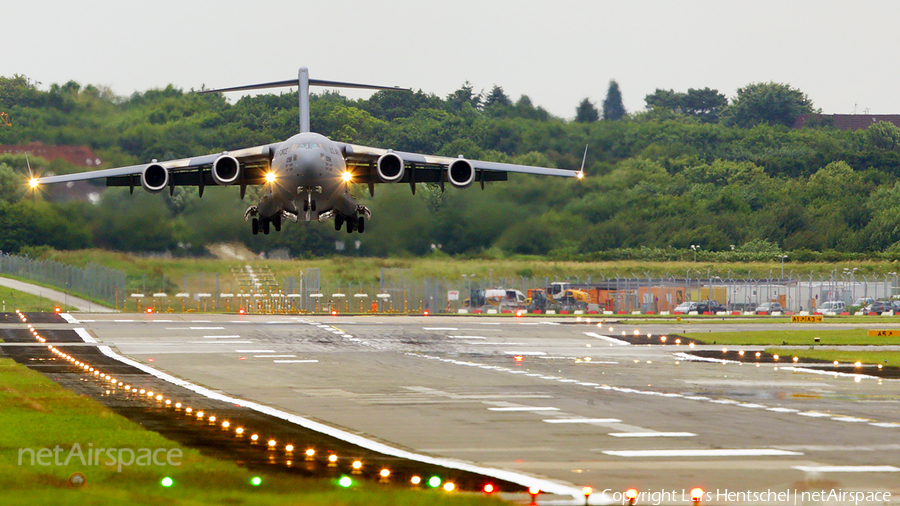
[779,255,788,279]
[691,244,699,262]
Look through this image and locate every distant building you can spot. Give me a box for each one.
[794,114,900,131]
[0,142,102,166]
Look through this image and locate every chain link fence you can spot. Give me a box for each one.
[0,253,126,308]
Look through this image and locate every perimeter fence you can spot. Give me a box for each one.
[125,268,900,316]
[0,253,127,308]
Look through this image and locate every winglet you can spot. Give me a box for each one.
[577,145,588,179]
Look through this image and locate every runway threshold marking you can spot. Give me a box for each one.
[603,449,802,457]
[793,465,899,472]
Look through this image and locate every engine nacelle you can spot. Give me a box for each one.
[212,155,241,186]
[376,152,405,183]
[447,158,476,188]
[141,163,169,193]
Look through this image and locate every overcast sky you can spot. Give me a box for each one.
[4,1,898,119]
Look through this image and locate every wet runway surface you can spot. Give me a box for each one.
[9,314,900,504]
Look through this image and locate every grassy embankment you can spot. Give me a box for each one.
[694,329,900,367]
[0,358,503,506]
[0,285,78,313]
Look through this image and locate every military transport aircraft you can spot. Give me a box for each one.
[31,68,584,235]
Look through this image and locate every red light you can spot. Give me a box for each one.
[331,310,337,316]
[528,486,540,496]
[146,308,153,314]
[148,357,154,362]
[54,307,61,313]
[582,486,593,497]
[691,487,704,501]
[239,356,246,360]
[625,488,638,500]
[514,355,524,362]
[423,310,429,316]
[238,308,245,315]
[483,483,494,494]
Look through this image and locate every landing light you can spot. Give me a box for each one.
[342,171,353,182]
[576,171,585,180]
[29,178,39,189]
[265,172,277,184]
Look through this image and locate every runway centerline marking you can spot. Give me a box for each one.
[608,432,697,438]
[793,465,899,472]
[603,449,803,457]
[488,407,560,412]
[543,418,621,424]
[253,355,297,358]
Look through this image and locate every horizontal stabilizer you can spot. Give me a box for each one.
[199,78,409,94]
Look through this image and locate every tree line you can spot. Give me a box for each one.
[2,74,900,261]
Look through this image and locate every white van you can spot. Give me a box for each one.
[818,301,846,314]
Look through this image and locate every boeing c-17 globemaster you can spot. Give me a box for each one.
[31,67,584,235]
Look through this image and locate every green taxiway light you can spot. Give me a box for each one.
[161,477,174,487]
[339,476,353,488]
[428,476,442,488]
[251,477,262,486]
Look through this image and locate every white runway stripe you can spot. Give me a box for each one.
[793,465,899,473]
[273,359,319,363]
[424,327,458,330]
[191,326,225,330]
[583,332,629,345]
[797,412,832,418]
[254,355,297,358]
[543,418,621,424]
[603,449,802,457]
[489,407,559,412]
[870,422,900,428]
[187,340,253,344]
[204,335,241,339]
[608,432,697,438]
[235,349,275,353]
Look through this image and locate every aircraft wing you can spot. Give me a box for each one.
[34,143,277,194]
[335,142,582,188]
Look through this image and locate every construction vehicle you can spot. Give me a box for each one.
[0,112,10,127]
[526,283,590,311]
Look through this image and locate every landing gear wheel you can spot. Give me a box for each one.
[262,218,270,235]
[252,218,259,235]
[273,213,282,232]
[346,217,355,233]
[335,214,343,231]
[357,216,365,234]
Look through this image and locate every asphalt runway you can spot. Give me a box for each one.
[31,314,900,504]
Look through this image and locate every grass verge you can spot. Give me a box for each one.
[0,358,504,506]
[763,349,900,368]
[688,329,900,346]
[0,285,79,313]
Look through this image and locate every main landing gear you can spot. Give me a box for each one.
[334,205,370,234]
[246,206,286,236]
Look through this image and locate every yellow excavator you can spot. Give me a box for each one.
[0,112,11,127]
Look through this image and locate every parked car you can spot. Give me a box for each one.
[854,297,875,307]
[673,302,699,314]
[755,302,784,315]
[865,300,893,315]
[818,301,847,314]
[697,300,727,313]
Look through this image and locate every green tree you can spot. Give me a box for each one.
[575,98,599,122]
[723,82,815,128]
[602,80,626,121]
[867,121,900,151]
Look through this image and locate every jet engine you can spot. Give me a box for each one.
[447,159,476,188]
[212,155,241,185]
[376,152,405,183]
[141,163,169,193]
